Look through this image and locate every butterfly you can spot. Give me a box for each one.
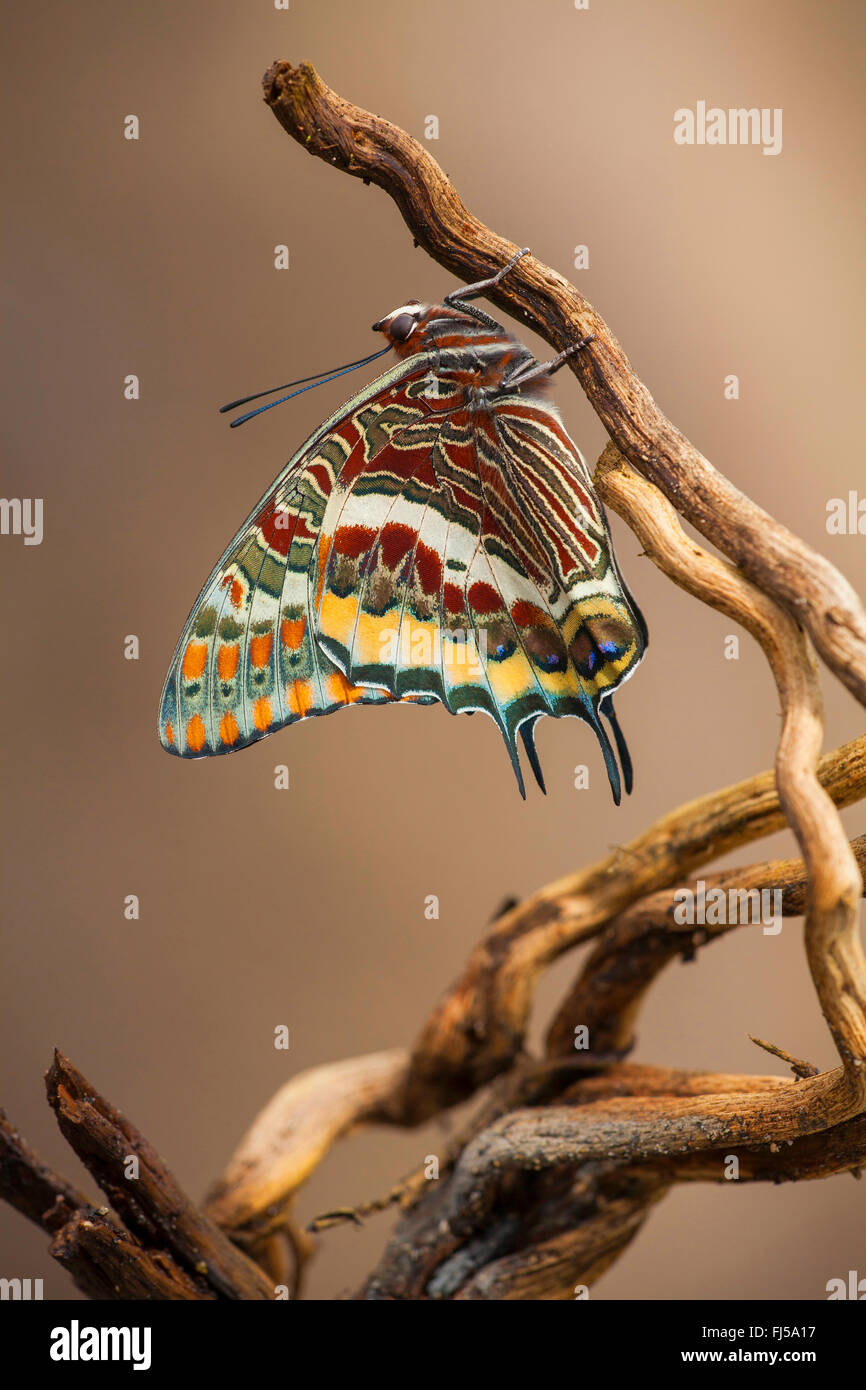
[158,249,647,801]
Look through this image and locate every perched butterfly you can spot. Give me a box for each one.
[158,249,647,800]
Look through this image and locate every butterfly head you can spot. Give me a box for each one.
[371,301,428,354]
[372,299,510,362]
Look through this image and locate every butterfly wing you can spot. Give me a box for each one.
[158,357,438,757]
[160,353,646,799]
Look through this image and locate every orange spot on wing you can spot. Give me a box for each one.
[286,680,314,717]
[326,672,364,705]
[164,721,174,746]
[186,714,206,752]
[253,696,273,731]
[217,644,239,681]
[219,712,240,746]
[249,633,274,669]
[280,617,306,651]
[182,642,208,679]
[230,578,244,609]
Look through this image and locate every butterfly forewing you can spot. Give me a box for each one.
[158,360,430,757]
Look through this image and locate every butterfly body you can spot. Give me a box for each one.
[159,289,646,799]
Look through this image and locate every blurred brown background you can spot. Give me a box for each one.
[2,0,864,1300]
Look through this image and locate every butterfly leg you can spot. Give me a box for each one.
[443,247,530,330]
[501,334,596,391]
[444,246,530,307]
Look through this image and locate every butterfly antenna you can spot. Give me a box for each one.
[220,345,392,427]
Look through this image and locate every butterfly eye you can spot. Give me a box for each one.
[389,311,417,342]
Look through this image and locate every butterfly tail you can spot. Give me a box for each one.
[504,727,528,800]
[519,718,547,795]
[601,696,634,797]
[589,705,623,806]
